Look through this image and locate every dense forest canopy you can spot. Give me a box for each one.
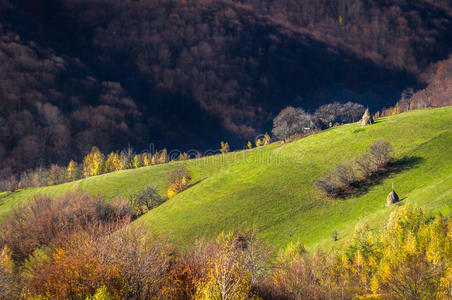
[1,0,452,176]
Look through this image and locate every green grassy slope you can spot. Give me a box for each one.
[1,107,451,251]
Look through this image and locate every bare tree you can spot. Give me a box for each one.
[369,140,393,171]
[272,107,315,141]
[314,102,364,127]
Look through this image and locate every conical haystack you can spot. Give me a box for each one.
[360,108,374,126]
[386,183,399,206]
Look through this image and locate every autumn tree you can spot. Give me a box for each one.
[194,231,257,300]
[130,185,164,215]
[47,164,66,186]
[167,165,191,199]
[66,160,80,181]
[86,286,113,300]
[142,153,151,166]
[159,149,168,164]
[105,152,122,173]
[133,154,142,168]
[0,246,16,299]
[83,146,105,177]
[220,141,230,154]
[151,152,159,165]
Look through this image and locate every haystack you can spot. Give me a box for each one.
[386,183,399,206]
[360,108,373,126]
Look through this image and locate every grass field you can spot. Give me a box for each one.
[1,107,451,251]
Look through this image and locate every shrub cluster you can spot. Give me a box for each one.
[0,195,268,299]
[316,140,394,197]
[0,191,132,263]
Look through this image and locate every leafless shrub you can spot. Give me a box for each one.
[315,171,342,198]
[316,140,394,197]
[369,140,394,172]
[356,151,375,178]
[334,161,359,189]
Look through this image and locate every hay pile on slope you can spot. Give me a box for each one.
[386,184,400,206]
[360,108,374,126]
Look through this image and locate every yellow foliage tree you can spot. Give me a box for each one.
[167,166,191,199]
[83,146,105,177]
[0,245,14,298]
[194,231,253,300]
[142,153,151,166]
[66,160,79,180]
[86,286,113,300]
[159,149,168,164]
[220,141,230,154]
[247,141,252,149]
[151,152,159,165]
[179,152,189,161]
[133,154,142,168]
[255,139,262,147]
[105,152,122,173]
[263,133,271,146]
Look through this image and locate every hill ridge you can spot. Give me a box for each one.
[1,107,451,251]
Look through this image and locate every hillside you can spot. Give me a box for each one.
[1,107,451,251]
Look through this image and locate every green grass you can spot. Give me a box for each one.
[1,107,452,252]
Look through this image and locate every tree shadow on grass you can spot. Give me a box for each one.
[372,119,385,124]
[344,156,424,198]
[185,177,207,190]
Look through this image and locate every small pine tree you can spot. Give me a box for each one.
[124,146,135,169]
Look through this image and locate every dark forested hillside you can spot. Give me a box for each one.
[1,0,452,175]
